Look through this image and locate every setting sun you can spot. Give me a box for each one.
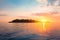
[40,18,48,23]
[38,16,49,23]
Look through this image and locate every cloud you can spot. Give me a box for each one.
[0,10,7,16]
[35,0,60,13]
[47,0,59,6]
[36,0,60,6]
[0,14,7,16]
[33,12,60,16]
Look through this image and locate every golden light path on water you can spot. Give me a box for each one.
[42,22,46,31]
[38,16,51,33]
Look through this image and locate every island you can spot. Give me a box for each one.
[9,19,38,23]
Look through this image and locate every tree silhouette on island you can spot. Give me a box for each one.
[9,19,38,23]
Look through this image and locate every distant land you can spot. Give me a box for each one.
[9,19,38,23]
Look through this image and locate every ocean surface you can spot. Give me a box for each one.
[0,22,60,40]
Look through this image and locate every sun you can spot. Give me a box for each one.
[40,18,48,23]
[39,16,48,23]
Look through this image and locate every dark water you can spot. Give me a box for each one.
[0,22,60,40]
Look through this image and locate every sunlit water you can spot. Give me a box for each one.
[0,22,60,40]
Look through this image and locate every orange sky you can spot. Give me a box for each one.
[0,12,60,23]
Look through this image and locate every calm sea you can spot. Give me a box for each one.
[0,22,60,40]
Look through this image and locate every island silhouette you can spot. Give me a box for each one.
[9,19,38,23]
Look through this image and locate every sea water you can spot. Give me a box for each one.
[0,22,60,40]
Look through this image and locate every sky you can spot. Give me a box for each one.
[0,0,60,22]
